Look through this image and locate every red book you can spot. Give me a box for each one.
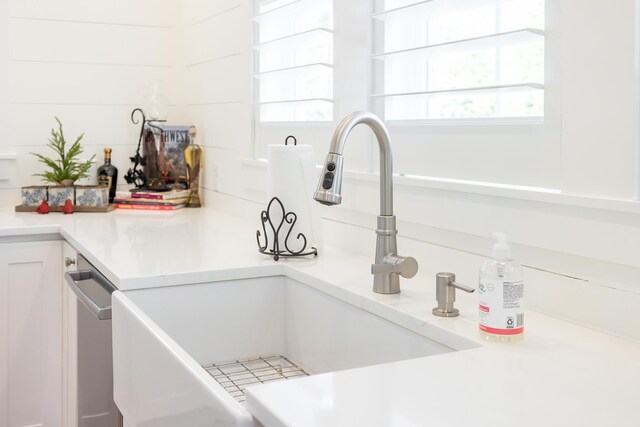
[130,190,188,200]
[115,203,186,211]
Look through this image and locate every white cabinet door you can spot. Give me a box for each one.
[0,240,63,427]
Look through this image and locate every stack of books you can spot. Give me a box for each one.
[114,189,189,211]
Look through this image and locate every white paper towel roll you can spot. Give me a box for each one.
[267,144,323,254]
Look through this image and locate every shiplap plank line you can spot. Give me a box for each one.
[185,103,250,150]
[10,0,177,28]
[182,0,244,27]
[7,103,185,154]
[188,4,242,27]
[185,101,244,106]
[11,102,140,107]
[10,62,177,105]
[10,59,173,69]
[9,16,172,29]
[184,54,249,105]
[186,52,242,68]
[198,145,235,150]
[184,5,247,66]
[10,18,175,66]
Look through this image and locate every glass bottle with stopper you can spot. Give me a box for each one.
[97,148,118,203]
[143,81,168,121]
[185,126,202,207]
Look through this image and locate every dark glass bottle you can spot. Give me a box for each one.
[97,148,118,203]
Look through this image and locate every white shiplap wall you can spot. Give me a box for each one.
[180,0,252,204]
[0,0,183,206]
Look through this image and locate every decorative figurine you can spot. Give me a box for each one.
[61,199,74,214]
[35,199,50,214]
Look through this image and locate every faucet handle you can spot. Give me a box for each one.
[396,256,418,278]
[371,255,418,278]
[432,272,475,317]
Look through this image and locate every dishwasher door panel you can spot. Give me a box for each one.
[77,298,119,427]
[65,255,121,427]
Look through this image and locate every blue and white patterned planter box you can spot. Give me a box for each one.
[75,186,108,207]
[48,186,75,207]
[21,186,48,206]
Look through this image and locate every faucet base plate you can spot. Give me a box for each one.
[432,307,460,317]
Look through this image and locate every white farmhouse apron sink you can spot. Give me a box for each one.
[112,276,458,427]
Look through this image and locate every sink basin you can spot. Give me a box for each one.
[113,276,454,427]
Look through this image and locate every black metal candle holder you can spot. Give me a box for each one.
[125,108,167,189]
[256,197,318,261]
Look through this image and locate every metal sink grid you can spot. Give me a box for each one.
[203,355,309,403]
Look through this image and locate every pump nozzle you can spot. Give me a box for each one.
[492,232,511,259]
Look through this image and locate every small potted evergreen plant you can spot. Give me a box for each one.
[32,117,94,186]
[30,117,94,206]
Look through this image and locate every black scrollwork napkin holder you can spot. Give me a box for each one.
[256,197,318,261]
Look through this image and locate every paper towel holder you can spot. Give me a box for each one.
[256,196,318,261]
[285,135,297,146]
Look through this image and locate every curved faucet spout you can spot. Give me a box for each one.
[314,111,417,295]
[319,111,394,216]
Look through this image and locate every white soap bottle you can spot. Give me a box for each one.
[478,233,524,342]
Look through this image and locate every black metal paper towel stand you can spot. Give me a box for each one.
[256,197,318,261]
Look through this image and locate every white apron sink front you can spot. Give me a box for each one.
[112,276,456,427]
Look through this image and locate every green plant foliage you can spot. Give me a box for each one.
[31,117,95,184]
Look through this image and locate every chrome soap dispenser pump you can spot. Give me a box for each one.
[313,111,418,294]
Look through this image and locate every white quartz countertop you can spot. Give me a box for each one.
[1,207,639,427]
[0,207,279,289]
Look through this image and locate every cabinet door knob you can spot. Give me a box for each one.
[65,257,76,267]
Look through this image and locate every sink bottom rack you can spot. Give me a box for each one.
[202,355,309,403]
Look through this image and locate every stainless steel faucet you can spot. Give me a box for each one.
[313,111,418,294]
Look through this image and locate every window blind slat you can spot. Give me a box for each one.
[254,27,333,48]
[372,0,436,20]
[254,0,306,21]
[372,28,543,59]
[258,97,333,105]
[372,83,544,98]
[253,63,333,79]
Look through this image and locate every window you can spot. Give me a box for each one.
[372,0,545,121]
[253,0,553,188]
[253,0,333,123]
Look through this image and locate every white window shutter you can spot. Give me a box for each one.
[372,0,545,121]
[253,0,334,123]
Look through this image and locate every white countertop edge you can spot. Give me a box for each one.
[0,224,60,237]
[115,265,287,290]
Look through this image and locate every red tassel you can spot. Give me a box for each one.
[61,199,74,214]
[35,198,49,214]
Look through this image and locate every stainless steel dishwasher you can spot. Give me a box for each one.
[65,254,123,427]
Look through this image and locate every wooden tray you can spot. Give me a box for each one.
[15,204,116,213]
